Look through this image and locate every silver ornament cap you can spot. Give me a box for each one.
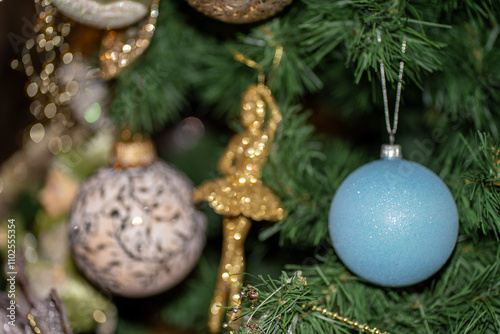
[380,144,402,160]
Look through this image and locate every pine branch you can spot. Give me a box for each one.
[458,133,500,239]
[193,11,325,118]
[422,2,500,133]
[299,0,446,85]
[109,0,217,132]
[108,0,499,138]
[420,131,500,240]
[260,104,368,246]
[232,240,500,334]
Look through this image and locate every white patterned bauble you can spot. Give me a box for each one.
[68,161,206,298]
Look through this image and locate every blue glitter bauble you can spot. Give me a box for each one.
[329,157,459,287]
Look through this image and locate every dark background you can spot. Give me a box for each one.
[0,0,36,164]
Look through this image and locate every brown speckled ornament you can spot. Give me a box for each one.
[68,138,206,298]
[185,0,292,24]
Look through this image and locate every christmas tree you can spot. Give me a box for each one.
[1,0,499,333]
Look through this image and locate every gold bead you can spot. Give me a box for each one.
[246,289,259,302]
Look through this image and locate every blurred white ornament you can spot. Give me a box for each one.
[68,138,206,297]
[51,0,154,29]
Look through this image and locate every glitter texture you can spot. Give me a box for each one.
[193,84,284,221]
[329,158,459,287]
[99,0,159,80]
[193,83,283,333]
[185,0,292,24]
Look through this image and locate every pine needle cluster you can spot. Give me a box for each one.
[69,0,500,332]
[108,0,500,333]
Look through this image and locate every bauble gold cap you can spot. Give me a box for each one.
[112,136,156,168]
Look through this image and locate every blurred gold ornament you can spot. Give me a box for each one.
[48,0,160,80]
[193,81,284,333]
[12,0,77,145]
[11,0,159,167]
[38,168,80,218]
[51,0,153,29]
[185,0,292,24]
[99,0,159,80]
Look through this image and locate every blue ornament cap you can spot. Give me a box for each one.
[329,148,459,287]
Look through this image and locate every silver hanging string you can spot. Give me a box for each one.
[377,30,406,145]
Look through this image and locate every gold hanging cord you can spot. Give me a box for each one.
[231,44,284,87]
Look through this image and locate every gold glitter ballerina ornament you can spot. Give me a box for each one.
[193,47,285,333]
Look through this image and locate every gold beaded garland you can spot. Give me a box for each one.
[222,279,391,334]
[303,305,390,334]
[27,313,43,334]
[246,289,259,302]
